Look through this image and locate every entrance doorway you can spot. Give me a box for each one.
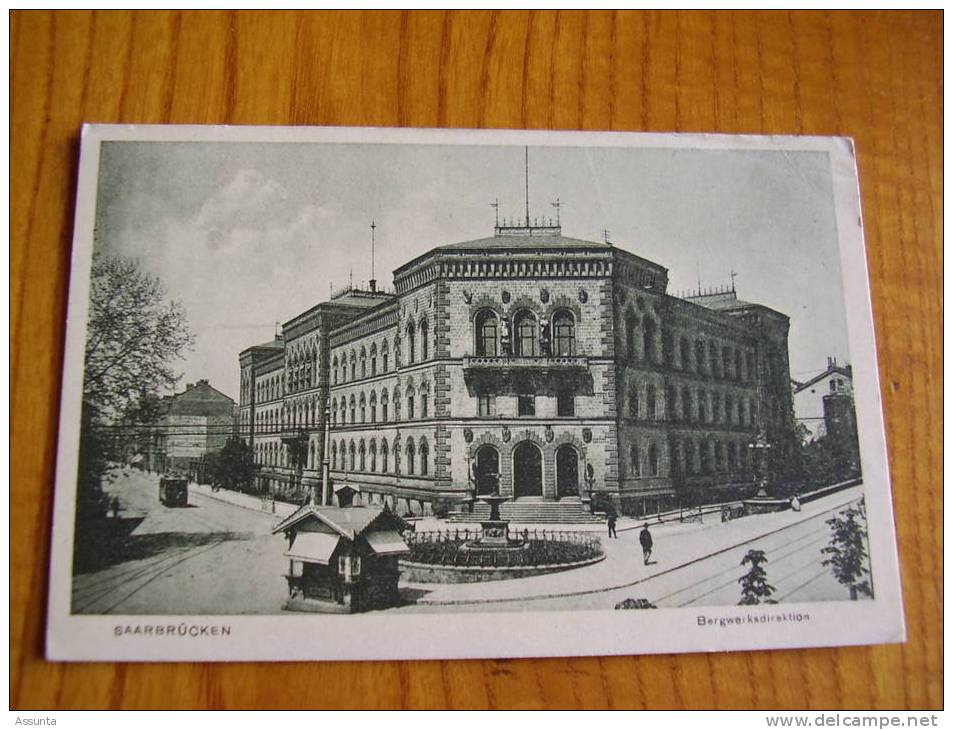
[556,445,579,498]
[473,445,500,495]
[513,442,543,498]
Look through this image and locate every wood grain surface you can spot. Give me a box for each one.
[10,10,941,710]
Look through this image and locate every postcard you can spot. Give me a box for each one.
[46,125,903,661]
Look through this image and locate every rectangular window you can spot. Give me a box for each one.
[518,394,536,417]
[478,395,496,417]
[557,389,575,417]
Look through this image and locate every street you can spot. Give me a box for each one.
[72,469,289,615]
[73,469,867,615]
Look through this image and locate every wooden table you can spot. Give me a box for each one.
[11,10,941,710]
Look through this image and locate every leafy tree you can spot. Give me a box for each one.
[738,549,777,605]
[821,500,873,600]
[83,253,194,420]
[207,437,258,493]
[74,254,193,569]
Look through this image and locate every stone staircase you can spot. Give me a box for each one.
[448,499,605,524]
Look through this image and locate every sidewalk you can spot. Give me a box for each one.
[401,485,864,606]
[189,482,298,519]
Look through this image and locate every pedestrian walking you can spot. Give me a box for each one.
[639,523,654,564]
[607,511,617,538]
[110,496,120,519]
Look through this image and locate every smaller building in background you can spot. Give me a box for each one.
[792,357,854,443]
[141,379,236,477]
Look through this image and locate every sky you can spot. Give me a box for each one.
[94,140,852,401]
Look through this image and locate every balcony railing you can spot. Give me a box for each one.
[462,355,589,370]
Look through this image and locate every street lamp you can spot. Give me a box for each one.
[747,431,773,497]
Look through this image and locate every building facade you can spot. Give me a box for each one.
[238,222,795,517]
[141,379,236,476]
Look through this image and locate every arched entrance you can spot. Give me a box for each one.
[513,442,543,498]
[556,445,580,498]
[473,445,500,495]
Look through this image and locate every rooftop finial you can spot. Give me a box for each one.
[551,197,562,226]
[370,221,376,280]
[524,146,530,227]
[729,268,738,292]
[491,198,500,228]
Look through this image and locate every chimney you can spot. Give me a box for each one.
[369,279,377,293]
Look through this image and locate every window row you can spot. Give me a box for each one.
[254,399,321,432]
[474,309,576,357]
[627,384,759,428]
[331,317,431,385]
[331,384,430,426]
[668,437,755,477]
[331,437,430,477]
[623,311,755,382]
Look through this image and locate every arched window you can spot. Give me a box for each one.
[643,317,657,363]
[359,392,366,423]
[381,340,389,372]
[381,389,389,421]
[646,384,657,419]
[406,384,415,420]
[748,398,756,426]
[475,310,498,356]
[419,440,429,476]
[685,440,696,474]
[695,340,706,374]
[629,384,640,419]
[682,387,692,421]
[381,439,389,473]
[625,310,638,360]
[552,310,576,356]
[349,394,356,424]
[360,348,367,378]
[513,311,538,356]
[369,391,377,422]
[331,398,337,426]
[309,441,315,469]
[630,444,641,476]
[349,441,356,471]
[393,438,401,475]
[332,356,339,384]
[709,343,719,379]
[370,343,378,376]
[420,319,429,360]
[698,391,707,424]
[666,385,676,421]
[370,439,377,472]
[421,387,429,418]
[393,387,401,419]
[406,322,416,363]
[648,444,660,476]
[359,440,366,471]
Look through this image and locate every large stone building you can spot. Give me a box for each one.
[238,220,795,518]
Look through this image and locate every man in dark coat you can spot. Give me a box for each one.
[639,523,653,564]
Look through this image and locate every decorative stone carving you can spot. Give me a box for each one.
[464,428,473,443]
[502,290,511,303]
[578,290,588,303]
[540,288,550,303]
[545,425,554,443]
[463,290,473,303]
[582,428,592,443]
[502,425,511,443]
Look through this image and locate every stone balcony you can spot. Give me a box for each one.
[462,355,589,371]
[462,355,591,391]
